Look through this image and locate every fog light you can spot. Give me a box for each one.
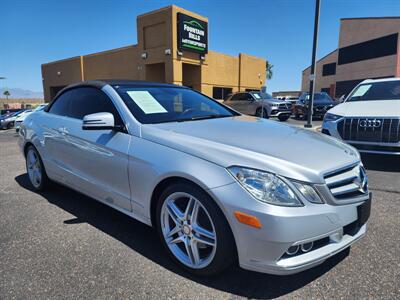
[301,241,313,252]
[286,245,299,255]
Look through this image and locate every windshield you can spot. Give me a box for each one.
[34,105,47,111]
[115,86,238,124]
[302,93,333,102]
[257,92,273,99]
[347,81,400,102]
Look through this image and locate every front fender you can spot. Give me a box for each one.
[127,136,235,222]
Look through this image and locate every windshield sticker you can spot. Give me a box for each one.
[253,94,261,99]
[352,84,371,97]
[127,91,168,114]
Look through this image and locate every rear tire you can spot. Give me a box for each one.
[7,122,14,129]
[155,182,236,276]
[25,145,49,191]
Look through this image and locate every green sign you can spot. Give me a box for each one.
[177,13,208,54]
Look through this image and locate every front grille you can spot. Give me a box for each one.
[278,103,291,110]
[324,164,368,200]
[337,117,400,143]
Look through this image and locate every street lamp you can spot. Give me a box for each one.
[305,0,321,128]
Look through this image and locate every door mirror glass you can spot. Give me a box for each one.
[82,112,115,130]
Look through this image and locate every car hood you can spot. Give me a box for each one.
[15,112,32,121]
[142,116,359,183]
[329,100,400,117]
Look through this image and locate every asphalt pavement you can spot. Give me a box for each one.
[0,129,399,299]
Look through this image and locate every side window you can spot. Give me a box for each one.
[230,93,241,101]
[68,87,123,126]
[48,90,74,116]
[243,93,254,101]
[231,93,247,101]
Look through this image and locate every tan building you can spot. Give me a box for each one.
[302,17,400,98]
[42,5,266,102]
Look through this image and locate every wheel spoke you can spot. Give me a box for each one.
[192,225,216,246]
[167,201,184,224]
[28,152,36,168]
[189,238,200,265]
[189,200,200,225]
[184,197,195,221]
[184,237,199,265]
[166,225,181,238]
[168,235,184,245]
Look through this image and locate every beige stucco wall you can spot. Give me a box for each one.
[301,17,400,97]
[83,45,139,81]
[301,50,337,93]
[335,18,400,83]
[41,5,266,101]
[42,57,83,101]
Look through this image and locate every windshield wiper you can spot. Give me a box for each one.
[176,114,232,122]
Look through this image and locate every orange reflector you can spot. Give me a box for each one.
[234,211,262,229]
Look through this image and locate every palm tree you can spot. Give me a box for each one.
[3,90,10,100]
[266,61,273,80]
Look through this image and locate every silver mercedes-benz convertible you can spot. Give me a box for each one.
[19,80,371,276]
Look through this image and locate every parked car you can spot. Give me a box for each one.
[284,96,299,104]
[293,92,336,120]
[322,77,400,155]
[14,104,47,132]
[0,108,22,116]
[20,80,371,276]
[224,91,292,121]
[0,110,25,129]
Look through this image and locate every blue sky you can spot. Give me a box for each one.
[1,0,399,93]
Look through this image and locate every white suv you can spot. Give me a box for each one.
[322,78,400,155]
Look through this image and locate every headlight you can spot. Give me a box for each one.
[292,182,323,204]
[323,113,342,122]
[227,166,302,207]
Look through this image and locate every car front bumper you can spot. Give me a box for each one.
[209,181,370,275]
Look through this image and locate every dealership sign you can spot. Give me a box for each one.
[177,13,208,54]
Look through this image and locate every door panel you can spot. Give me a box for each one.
[62,117,132,211]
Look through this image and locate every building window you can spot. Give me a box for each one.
[338,33,398,65]
[322,63,336,76]
[213,87,232,100]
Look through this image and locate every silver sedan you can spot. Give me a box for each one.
[19,80,371,276]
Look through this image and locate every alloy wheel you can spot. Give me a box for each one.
[160,192,217,269]
[26,149,42,189]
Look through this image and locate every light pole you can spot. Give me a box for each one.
[305,0,321,128]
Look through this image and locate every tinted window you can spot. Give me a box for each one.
[231,93,252,101]
[48,90,74,116]
[322,63,336,76]
[338,33,398,65]
[68,87,123,125]
[115,86,237,124]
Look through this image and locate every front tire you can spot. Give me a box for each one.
[156,182,235,276]
[255,108,269,119]
[278,115,290,122]
[25,145,49,191]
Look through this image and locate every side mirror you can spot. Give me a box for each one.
[82,112,115,130]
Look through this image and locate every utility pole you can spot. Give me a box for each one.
[305,0,321,128]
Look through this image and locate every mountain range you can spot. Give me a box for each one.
[0,88,43,99]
